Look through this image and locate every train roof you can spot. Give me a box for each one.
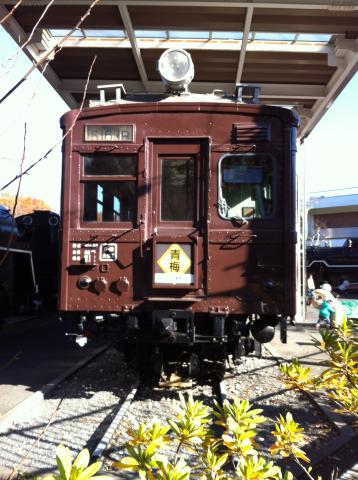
[61,90,300,128]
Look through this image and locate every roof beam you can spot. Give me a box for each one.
[1,1,357,10]
[235,6,253,85]
[1,0,356,142]
[300,36,358,140]
[117,2,148,91]
[0,5,77,108]
[53,37,333,54]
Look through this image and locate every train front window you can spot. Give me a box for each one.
[218,154,274,220]
[82,154,137,223]
[161,157,195,221]
[84,154,136,175]
[83,182,135,222]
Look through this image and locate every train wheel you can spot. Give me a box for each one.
[232,338,243,365]
[138,346,164,383]
[254,340,262,357]
[199,359,225,380]
[153,350,164,379]
[280,317,288,343]
[213,361,226,380]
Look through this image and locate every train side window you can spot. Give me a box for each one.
[82,154,137,223]
[218,154,274,220]
[161,157,195,221]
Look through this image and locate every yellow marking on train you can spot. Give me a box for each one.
[157,243,191,274]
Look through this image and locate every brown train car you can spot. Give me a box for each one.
[59,49,298,377]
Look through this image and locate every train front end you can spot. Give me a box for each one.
[59,49,299,376]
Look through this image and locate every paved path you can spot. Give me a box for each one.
[270,323,327,376]
[0,315,108,416]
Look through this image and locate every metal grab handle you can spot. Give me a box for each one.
[139,216,145,258]
[230,232,258,239]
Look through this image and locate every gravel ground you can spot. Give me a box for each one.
[0,347,353,479]
[224,354,338,465]
[316,435,358,480]
[102,353,340,478]
[0,348,133,477]
[103,380,215,472]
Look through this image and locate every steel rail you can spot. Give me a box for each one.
[92,380,139,460]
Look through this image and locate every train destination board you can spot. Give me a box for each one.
[155,243,193,285]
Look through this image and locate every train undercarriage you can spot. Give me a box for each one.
[65,309,287,379]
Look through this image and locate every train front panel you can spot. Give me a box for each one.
[59,100,298,369]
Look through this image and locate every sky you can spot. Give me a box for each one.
[0,26,357,213]
[300,71,358,196]
[0,28,68,212]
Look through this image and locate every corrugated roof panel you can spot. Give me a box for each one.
[6,4,124,29]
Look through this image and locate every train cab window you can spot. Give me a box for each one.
[82,154,137,223]
[84,154,136,176]
[83,182,135,222]
[218,154,273,220]
[161,157,195,221]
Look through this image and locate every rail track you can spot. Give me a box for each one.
[98,374,227,472]
[0,346,133,478]
[0,343,356,479]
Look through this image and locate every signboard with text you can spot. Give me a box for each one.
[154,243,194,285]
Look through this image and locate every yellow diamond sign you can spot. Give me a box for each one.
[157,243,191,274]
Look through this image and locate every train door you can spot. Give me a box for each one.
[146,139,208,297]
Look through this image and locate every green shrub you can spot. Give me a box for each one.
[44,319,358,480]
[280,317,358,419]
[112,394,306,480]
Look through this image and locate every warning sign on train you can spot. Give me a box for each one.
[155,243,193,285]
[157,243,191,274]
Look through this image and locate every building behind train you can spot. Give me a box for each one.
[306,191,358,293]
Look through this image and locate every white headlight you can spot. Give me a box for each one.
[158,48,194,92]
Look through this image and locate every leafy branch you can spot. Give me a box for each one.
[280,317,358,419]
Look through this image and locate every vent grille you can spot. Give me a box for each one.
[233,122,271,143]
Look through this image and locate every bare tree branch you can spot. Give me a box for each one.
[0,0,102,105]
[0,49,53,138]
[20,0,55,52]
[11,123,27,218]
[0,123,26,269]
[2,0,56,75]
[1,55,97,192]
[0,0,23,26]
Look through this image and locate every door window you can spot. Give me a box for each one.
[161,157,195,221]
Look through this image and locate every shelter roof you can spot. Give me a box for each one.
[1,0,357,139]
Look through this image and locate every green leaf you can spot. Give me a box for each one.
[56,445,73,480]
[73,449,90,471]
[138,469,147,480]
[77,461,102,480]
